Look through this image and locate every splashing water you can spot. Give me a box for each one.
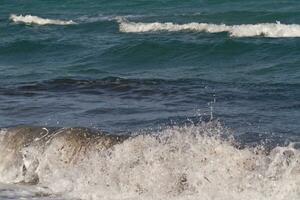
[0,122,299,200]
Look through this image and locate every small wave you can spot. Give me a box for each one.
[0,123,300,200]
[77,15,142,23]
[9,14,77,25]
[119,20,300,37]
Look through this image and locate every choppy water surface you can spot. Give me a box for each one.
[0,0,300,199]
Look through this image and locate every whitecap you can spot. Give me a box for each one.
[10,14,77,26]
[119,20,300,38]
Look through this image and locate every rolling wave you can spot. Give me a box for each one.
[119,20,300,37]
[9,14,77,26]
[0,123,299,200]
[9,14,300,38]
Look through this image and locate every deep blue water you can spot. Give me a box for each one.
[1,0,300,143]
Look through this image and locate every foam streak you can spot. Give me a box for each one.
[119,20,300,37]
[10,14,76,25]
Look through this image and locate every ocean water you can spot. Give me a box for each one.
[0,0,300,199]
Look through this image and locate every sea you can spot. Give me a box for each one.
[0,0,300,199]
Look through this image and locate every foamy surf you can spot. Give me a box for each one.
[119,20,300,37]
[9,14,77,26]
[0,123,299,200]
[0,183,55,200]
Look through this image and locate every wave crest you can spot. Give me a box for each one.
[0,123,300,199]
[119,20,300,38]
[9,14,77,26]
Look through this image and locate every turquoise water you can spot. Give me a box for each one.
[1,1,300,199]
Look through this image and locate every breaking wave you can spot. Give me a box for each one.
[9,14,77,25]
[0,122,299,200]
[9,14,300,38]
[119,20,300,37]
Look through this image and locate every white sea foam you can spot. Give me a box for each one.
[9,14,76,26]
[119,20,300,37]
[0,123,299,200]
[0,183,52,200]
